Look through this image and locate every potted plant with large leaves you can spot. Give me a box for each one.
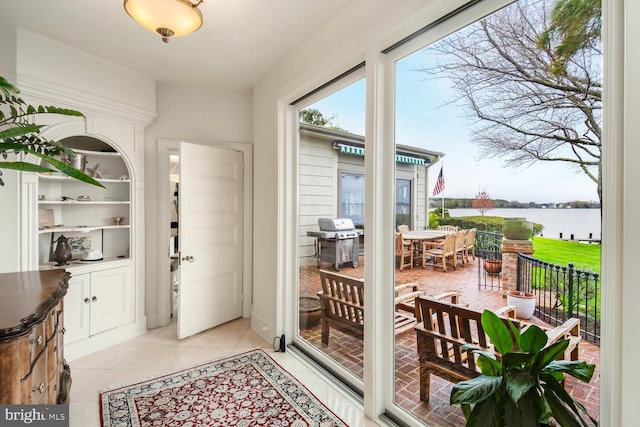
[0,75,102,187]
[450,310,598,426]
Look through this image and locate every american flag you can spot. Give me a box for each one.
[432,166,445,196]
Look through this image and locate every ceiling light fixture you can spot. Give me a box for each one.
[124,0,204,43]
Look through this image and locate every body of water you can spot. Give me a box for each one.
[448,208,601,240]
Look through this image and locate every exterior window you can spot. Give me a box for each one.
[340,172,365,226]
[340,173,412,229]
[396,178,411,229]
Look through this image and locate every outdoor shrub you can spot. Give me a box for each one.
[438,215,543,235]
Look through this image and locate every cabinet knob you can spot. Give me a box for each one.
[181,255,195,262]
[92,296,98,302]
[32,382,45,394]
[61,327,66,334]
[84,298,90,304]
[30,335,43,346]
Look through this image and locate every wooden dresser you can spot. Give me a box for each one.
[0,269,71,404]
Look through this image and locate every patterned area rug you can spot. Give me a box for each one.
[99,349,348,427]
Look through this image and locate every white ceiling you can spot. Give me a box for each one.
[0,0,354,94]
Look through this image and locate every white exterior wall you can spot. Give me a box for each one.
[299,138,337,265]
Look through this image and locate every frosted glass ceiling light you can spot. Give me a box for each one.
[124,0,204,43]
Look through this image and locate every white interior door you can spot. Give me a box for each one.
[178,142,244,339]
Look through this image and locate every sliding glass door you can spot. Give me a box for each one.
[295,76,367,388]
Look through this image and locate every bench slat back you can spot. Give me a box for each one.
[318,270,364,325]
[417,296,520,376]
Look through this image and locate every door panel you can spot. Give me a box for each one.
[178,142,244,339]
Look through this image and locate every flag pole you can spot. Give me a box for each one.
[441,161,444,219]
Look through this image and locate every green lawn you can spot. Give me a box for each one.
[532,237,601,274]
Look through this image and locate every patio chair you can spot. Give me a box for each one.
[454,229,468,266]
[422,232,457,272]
[397,224,410,233]
[464,228,477,262]
[394,282,423,334]
[398,224,422,259]
[415,296,581,402]
[424,225,456,249]
[394,285,460,334]
[317,270,364,345]
[395,232,413,271]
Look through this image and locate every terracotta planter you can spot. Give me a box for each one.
[484,259,502,275]
[502,218,533,240]
[506,291,536,319]
[299,297,322,329]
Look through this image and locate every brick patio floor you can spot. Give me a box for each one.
[299,254,600,426]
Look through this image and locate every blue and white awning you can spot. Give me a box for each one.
[336,143,426,166]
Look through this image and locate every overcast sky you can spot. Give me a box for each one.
[306,50,599,205]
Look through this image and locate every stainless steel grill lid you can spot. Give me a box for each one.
[318,218,355,231]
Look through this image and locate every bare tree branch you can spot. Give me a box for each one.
[415,0,601,202]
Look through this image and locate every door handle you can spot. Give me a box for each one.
[181,255,195,262]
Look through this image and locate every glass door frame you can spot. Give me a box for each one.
[289,68,368,396]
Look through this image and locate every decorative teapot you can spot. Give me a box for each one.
[52,235,73,266]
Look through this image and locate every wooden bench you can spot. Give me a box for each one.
[317,270,433,342]
[317,270,364,345]
[414,296,581,402]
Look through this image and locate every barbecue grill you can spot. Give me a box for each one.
[307,218,361,271]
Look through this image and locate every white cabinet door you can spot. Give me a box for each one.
[89,266,133,335]
[64,273,91,344]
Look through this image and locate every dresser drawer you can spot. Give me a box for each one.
[47,332,58,382]
[29,322,46,364]
[26,349,48,404]
[45,303,60,341]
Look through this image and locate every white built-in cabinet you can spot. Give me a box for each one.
[64,266,133,344]
[32,135,144,360]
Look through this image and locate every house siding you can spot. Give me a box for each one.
[299,126,435,266]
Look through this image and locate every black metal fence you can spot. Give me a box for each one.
[517,253,600,345]
[476,231,502,291]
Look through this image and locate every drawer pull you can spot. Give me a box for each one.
[32,382,45,394]
[61,327,66,334]
[30,335,43,346]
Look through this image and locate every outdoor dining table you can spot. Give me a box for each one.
[400,230,453,265]
[401,230,450,242]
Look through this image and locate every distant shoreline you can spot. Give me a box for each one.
[431,199,600,210]
[448,208,601,240]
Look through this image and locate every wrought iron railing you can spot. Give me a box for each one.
[476,231,502,290]
[517,253,600,345]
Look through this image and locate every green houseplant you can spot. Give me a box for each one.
[0,75,102,187]
[450,310,598,426]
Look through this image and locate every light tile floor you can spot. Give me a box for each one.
[68,317,375,427]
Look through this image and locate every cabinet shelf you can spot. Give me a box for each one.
[38,225,130,234]
[38,174,129,183]
[39,200,130,205]
[72,148,121,158]
[37,137,132,268]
